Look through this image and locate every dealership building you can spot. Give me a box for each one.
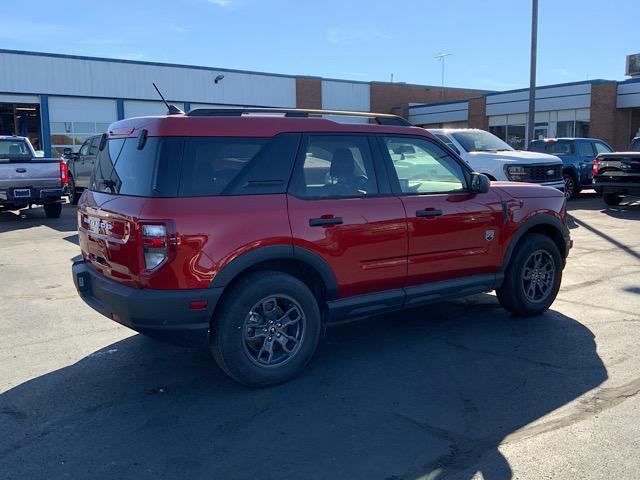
[0,48,638,156]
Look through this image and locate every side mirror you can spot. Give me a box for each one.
[470,172,490,194]
[63,147,72,157]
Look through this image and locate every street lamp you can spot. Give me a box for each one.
[435,53,452,99]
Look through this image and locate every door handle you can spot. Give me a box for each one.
[416,209,443,218]
[309,217,343,227]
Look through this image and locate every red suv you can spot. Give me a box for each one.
[72,109,571,386]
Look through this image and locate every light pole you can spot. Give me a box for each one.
[435,53,452,99]
[527,0,538,148]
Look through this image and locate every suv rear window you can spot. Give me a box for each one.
[91,134,299,197]
[530,140,575,155]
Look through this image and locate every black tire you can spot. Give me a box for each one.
[43,202,62,218]
[603,193,623,206]
[211,271,321,387]
[68,174,81,205]
[496,233,562,317]
[563,173,579,200]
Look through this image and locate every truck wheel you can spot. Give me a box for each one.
[44,203,62,218]
[68,174,81,205]
[603,193,623,206]
[563,173,578,199]
[496,233,562,317]
[211,271,321,387]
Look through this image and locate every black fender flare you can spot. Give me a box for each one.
[209,244,339,300]
[501,215,569,272]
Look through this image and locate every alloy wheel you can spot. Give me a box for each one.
[521,249,556,303]
[242,295,306,367]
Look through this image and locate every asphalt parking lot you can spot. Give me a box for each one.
[1,194,639,480]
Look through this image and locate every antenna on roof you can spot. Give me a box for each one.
[152,83,184,115]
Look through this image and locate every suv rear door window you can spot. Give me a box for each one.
[291,135,378,198]
[593,142,612,155]
[578,142,595,157]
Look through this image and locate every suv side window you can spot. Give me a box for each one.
[88,136,100,156]
[578,142,595,157]
[79,139,91,156]
[593,142,612,155]
[382,136,467,194]
[290,135,378,198]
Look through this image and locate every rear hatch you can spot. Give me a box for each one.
[77,131,181,287]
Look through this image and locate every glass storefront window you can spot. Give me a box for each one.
[534,122,548,140]
[506,125,526,150]
[576,121,589,138]
[50,121,112,153]
[489,125,507,141]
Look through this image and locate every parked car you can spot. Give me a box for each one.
[72,109,571,387]
[529,138,614,198]
[593,151,640,206]
[64,134,101,204]
[630,137,640,152]
[0,135,68,218]
[428,128,564,192]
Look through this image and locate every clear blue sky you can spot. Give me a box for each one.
[0,0,636,90]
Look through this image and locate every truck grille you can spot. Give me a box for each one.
[525,164,562,183]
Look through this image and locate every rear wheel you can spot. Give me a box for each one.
[603,193,623,206]
[68,174,81,205]
[497,233,562,316]
[43,202,62,218]
[211,271,321,387]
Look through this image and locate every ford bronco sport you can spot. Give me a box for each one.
[72,108,571,387]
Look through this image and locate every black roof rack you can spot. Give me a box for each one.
[186,107,412,126]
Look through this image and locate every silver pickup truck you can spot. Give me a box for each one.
[0,135,68,218]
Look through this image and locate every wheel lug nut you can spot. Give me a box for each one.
[276,333,281,337]
[263,328,267,332]
[268,336,272,341]
[277,323,281,328]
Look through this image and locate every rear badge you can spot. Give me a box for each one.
[486,230,495,241]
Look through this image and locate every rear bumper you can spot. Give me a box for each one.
[593,179,640,196]
[72,260,222,346]
[0,186,66,204]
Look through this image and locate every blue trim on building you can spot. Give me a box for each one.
[183,101,191,112]
[487,93,591,106]
[484,79,611,97]
[116,99,124,120]
[410,107,468,116]
[409,100,469,110]
[40,95,51,157]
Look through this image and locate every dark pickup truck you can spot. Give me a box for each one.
[593,152,640,206]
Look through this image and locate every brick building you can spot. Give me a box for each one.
[408,79,640,151]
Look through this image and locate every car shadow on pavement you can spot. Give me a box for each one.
[0,295,606,480]
[0,204,77,234]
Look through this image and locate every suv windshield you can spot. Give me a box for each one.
[450,130,514,153]
[0,139,32,161]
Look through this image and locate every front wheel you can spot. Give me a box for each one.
[497,233,562,316]
[211,271,321,387]
[43,202,62,218]
[563,173,579,200]
[603,193,623,206]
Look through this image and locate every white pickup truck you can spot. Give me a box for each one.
[428,128,565,192]
[0,135,68,218]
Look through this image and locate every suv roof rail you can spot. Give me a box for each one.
[186,107,412,126]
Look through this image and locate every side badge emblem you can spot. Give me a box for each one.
[485,230,495,241]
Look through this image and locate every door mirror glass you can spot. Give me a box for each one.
[470,172,490,194]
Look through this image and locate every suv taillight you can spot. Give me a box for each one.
[60,161,68,185]
[592,159,599,176]
[141,224,169,270]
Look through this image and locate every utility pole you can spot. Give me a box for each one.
[527,0,538,148]
[435,53,452,99]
